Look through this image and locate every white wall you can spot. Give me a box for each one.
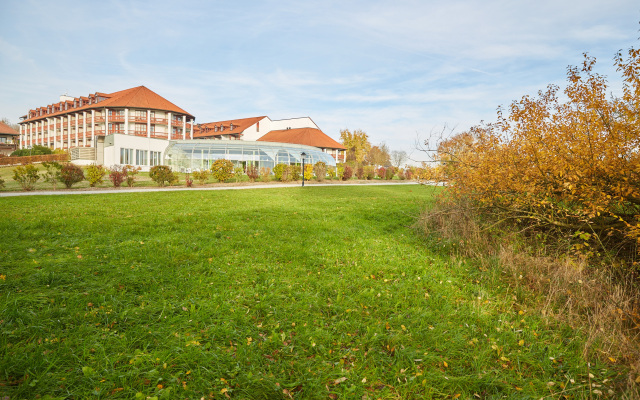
[103,134,170,171]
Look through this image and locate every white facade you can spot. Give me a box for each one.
[103,134,171,172]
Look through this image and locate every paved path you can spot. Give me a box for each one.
[0,181,420,197]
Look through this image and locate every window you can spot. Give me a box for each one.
[150,151,161,166]
[136,150,148,166]
[120,148,133,164]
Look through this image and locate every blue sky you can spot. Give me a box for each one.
[1,0,638,161]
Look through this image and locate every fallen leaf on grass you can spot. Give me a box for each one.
[333,377,347,385]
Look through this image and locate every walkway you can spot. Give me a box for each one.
[0,181,420,197]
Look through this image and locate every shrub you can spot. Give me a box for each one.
[341,165,353,181]
[210,159,234,182]
[404,169,413,180]
[59,163,84,188]
[355,166,365,179]
[376,167,386,179]
[191,170,210,185]
[0,177,4,188]
[290,165,301,181]
[86,164,107,187]
[364,165,375,180]
[246,165,259,182]
[260,167,271,182]
[327,167,336,179]
[11,145,52,157]
[185,173,194,187]
[42,161,62,190]
[109,165,126,187]
[314,162,327,182]
[304,164,313,181]
[384,166,395,180]
[234,166,244,182]
[273,163,291,182]
[337,164,344,180]
[123,165,141,187]
[13,164,40,190]
[149,165,178,187]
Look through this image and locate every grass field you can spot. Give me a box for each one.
[0,186,621,399]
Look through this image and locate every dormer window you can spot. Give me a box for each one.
[214,125,218,132]
[220,125,224,132]
[229,123,234,131]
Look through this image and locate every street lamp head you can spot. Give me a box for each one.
[301,152,307,159]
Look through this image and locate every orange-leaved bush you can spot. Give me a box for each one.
[433,48,640,254]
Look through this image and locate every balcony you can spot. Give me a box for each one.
[109,115,125,122]
[129,115,148,123]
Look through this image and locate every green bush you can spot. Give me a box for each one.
[337,164,344,180]
[13,164,40,190]
[11,145,52,157]
[314,162,327,182]
[59,163,85,188]
[149,165,178,187]
[273,163,290,182]
[192,170,210,185]
[0,177,5,188]
[210,159,234,182]
[86,164,107,187]
[42,161,62,189]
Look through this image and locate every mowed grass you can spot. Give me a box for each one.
[0,186,620,399]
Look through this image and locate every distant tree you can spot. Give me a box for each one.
[390,150,408,169]
[367,143,390,167]
[340,129,371,164]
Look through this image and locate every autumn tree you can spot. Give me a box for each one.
[340,129,371,164]
[429,48,640,255]
[367,143,390,167]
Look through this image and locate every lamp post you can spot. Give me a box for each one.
[301,152,307,187]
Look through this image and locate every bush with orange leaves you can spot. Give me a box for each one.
[431,47,640,258]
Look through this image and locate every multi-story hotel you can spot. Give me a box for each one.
[18,86,345,171]
[19,86,195,149]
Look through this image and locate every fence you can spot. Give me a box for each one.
[0,153,70,166]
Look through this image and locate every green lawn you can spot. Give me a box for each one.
[0,186,619,399]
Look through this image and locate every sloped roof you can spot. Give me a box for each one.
[0,121,19,136]
[257,127,345,150]
[22,86,193,123]
[194,116,267,138]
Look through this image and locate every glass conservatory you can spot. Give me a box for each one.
[164,140,337,172]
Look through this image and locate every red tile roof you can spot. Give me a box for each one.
[258,127,345,150]
[0,121,19,135]
[22,86,193,123]
[194,116,266,138]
